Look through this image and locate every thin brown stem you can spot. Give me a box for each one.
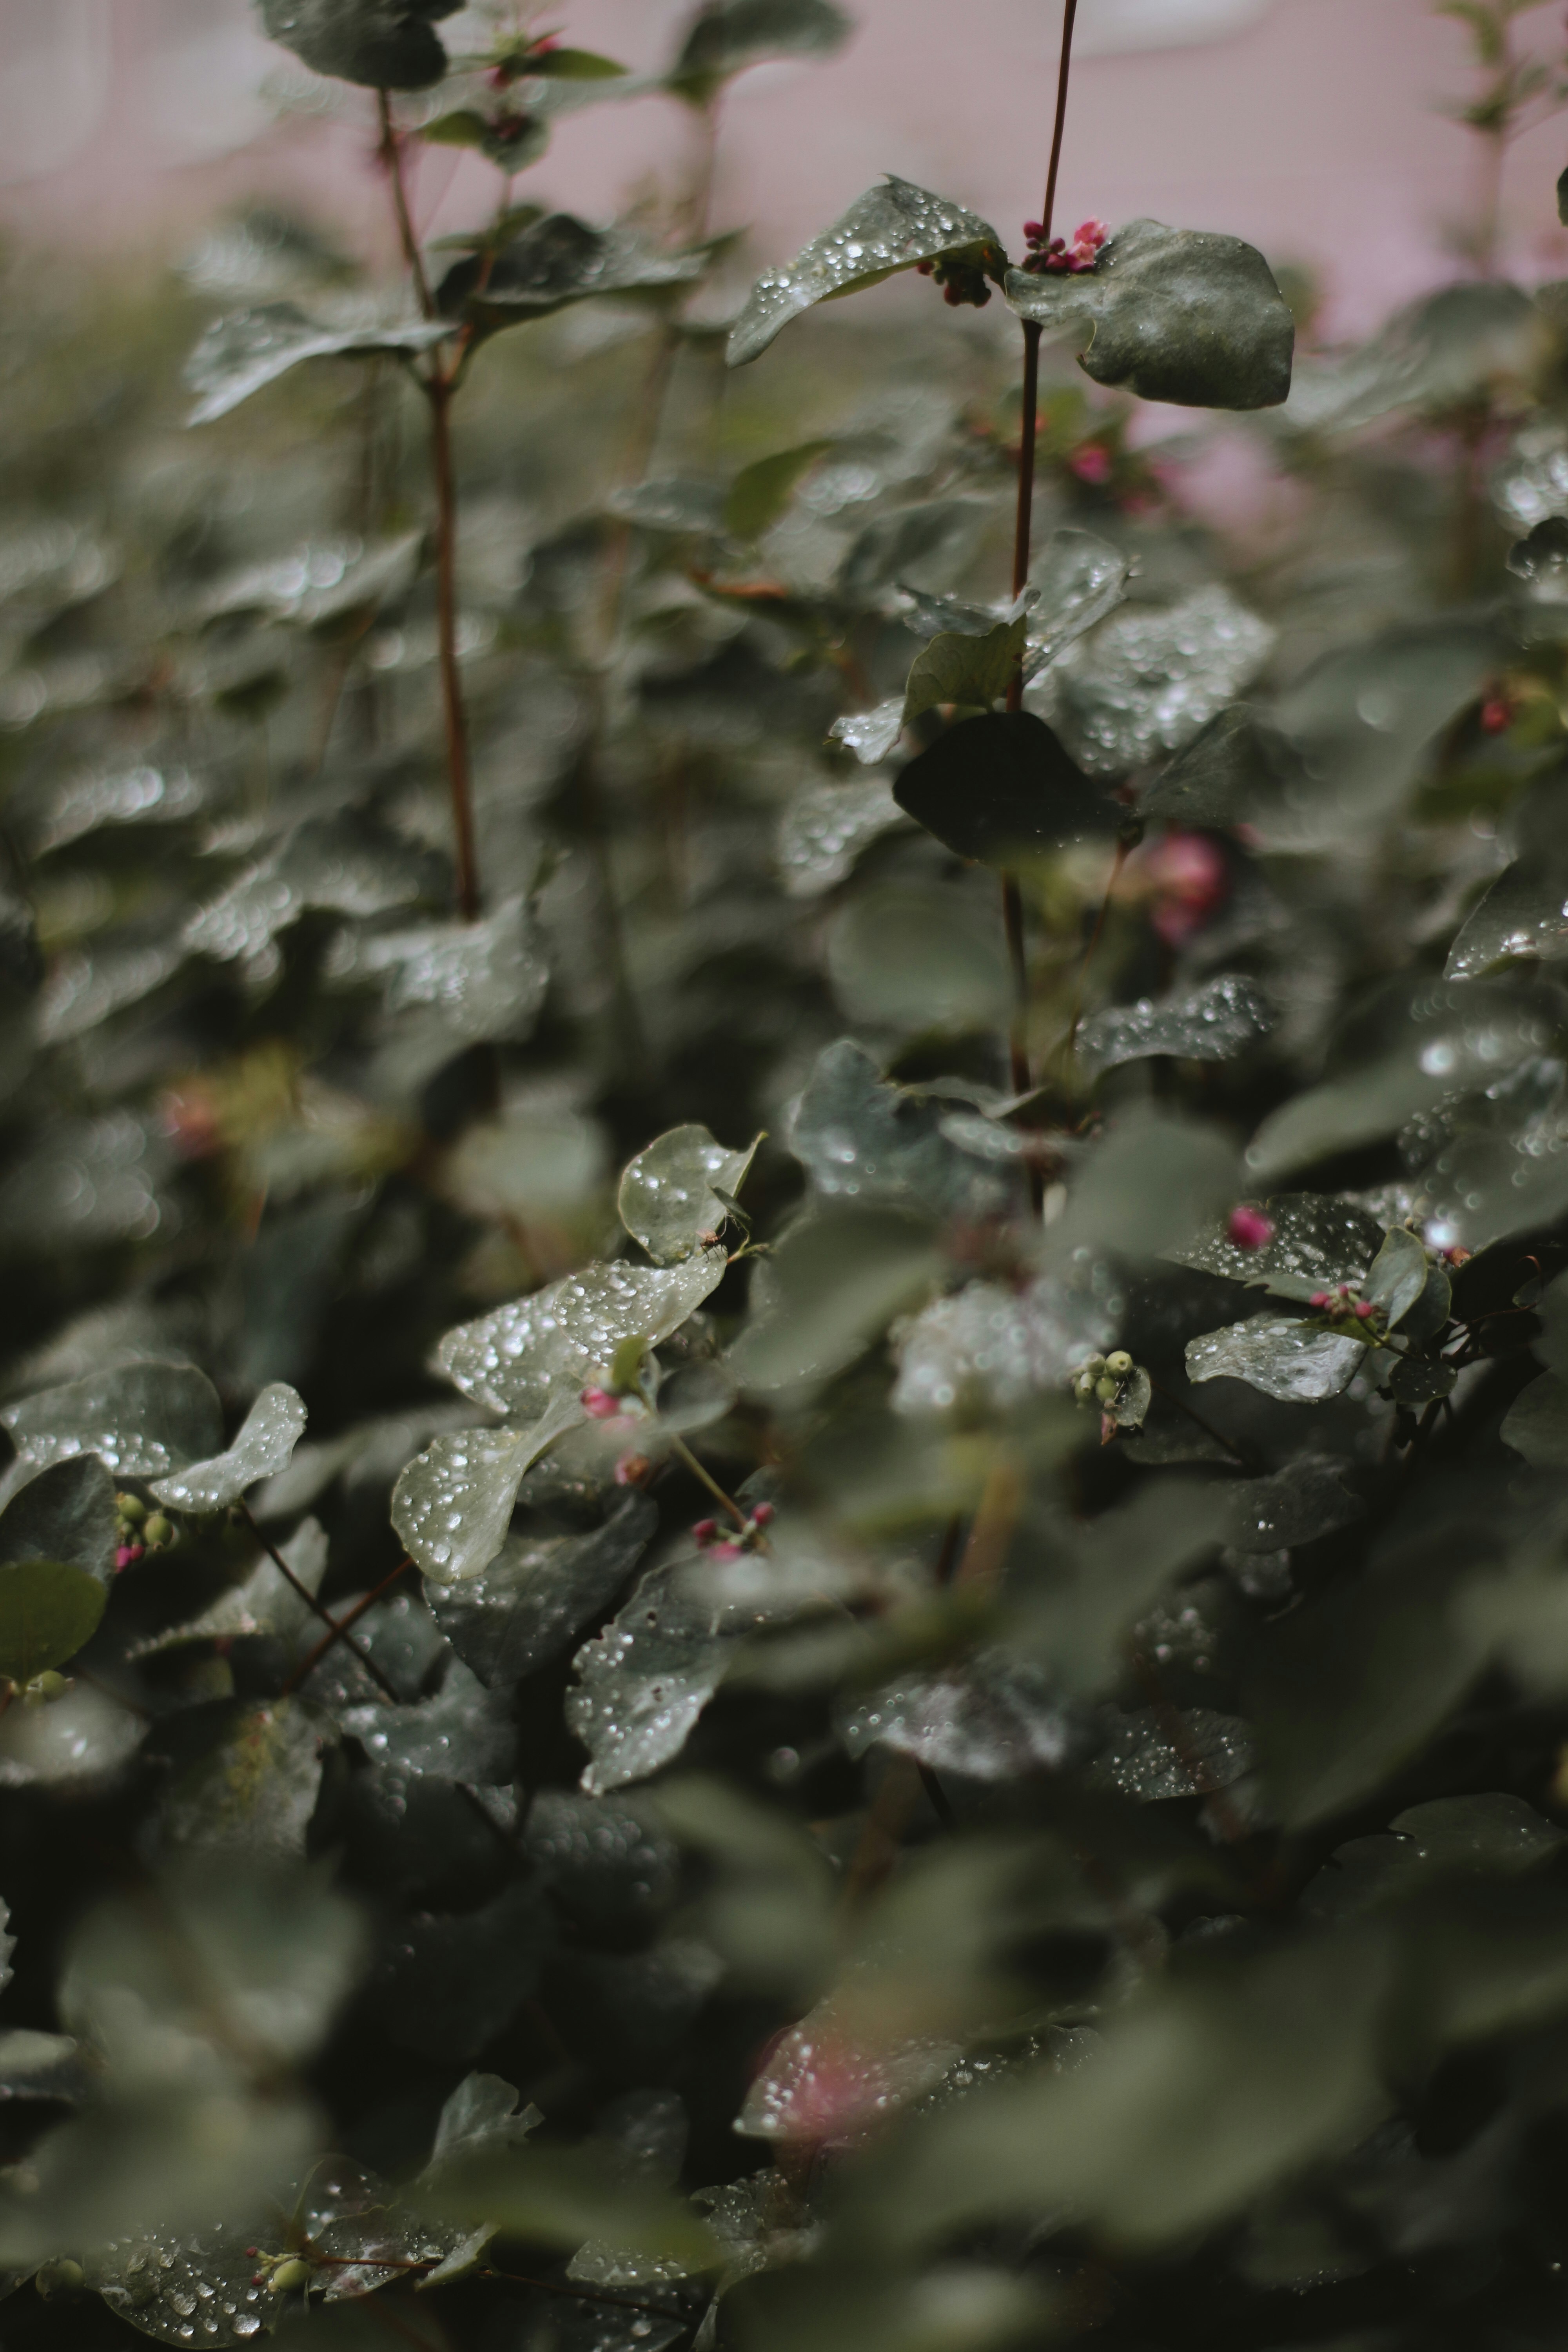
[1040,0,1080,239]
[666,1430,754,1537]
[1001,874,1031,1096]
[376,91,434,319]
[270,1545,412,1700]
[426,376,481,922]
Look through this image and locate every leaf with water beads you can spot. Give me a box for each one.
[184,815,441,966]
[1185,1314,1367,1404]
[1006,218,1294,410]
[840,1651,1079,1780]
[727,177,1004,368]
[1035,586,1276,778]
[619,1126,761,1265]
[392,1397,587,1582]
[1445,775,1568,981]
[0,1361,223,1503]
[776,775,907,893]
[154,1698,333,1863]
[434,1251,728,1422]
[1086,1706,1256,1802]
[0,1455,118,1582]
[890,1273,1120,1419]
[436,215,713,338]
[426,1492,657,1685]
[185,303,453,426]
[1220,1456,1365,1553]
[88,2219,279,2347]
[148,1384,307,1515]
[1076,975,1274,1078]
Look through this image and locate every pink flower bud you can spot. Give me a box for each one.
[1354,1299,1377,1320]
[114,1544,137,1572]
[709,1540,742,1562]
[1480,697,1514,734]
[1075,219,1108,248]
[692,1518,718,1545]
[1069,443,1112,486]
[1309,1291,1332,1309]
[1023,220,1044,243]
[1226,1205,1276,1252]
[750,1501,776,1526]
[581,1386,619,1419]
[613,1453,652,1487]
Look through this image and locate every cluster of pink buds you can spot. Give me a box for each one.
[914,253,996,309]
[1227,1205,1276,1252]
[693,1502,774,1562]
[581,1385,655,1489]
[1308,1283,1380,1323]
[1021,217,1108,276]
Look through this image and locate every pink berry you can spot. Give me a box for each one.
[1354,1299,1377,1320]
[1309,1291,1332,1310]
[1023,220,1044,243]
[115,1544,136,1572]
[1070,443,1112,486]
[1480,697,1514,734]
[692,1518,718,1544]
[1226,1205,1276,1252]
[750,1502,776,1526]
[581,1386,619,1419]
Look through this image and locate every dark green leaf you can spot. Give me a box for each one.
[670,0,851,98]
[724,441,833,540]
[426,1493,657,1684]
[1501,1370,1568,1466]
[1077,975,1274,1077]
[1300,1793,1565,1922]
[434,1253,728,1421]
[0,1561,106,1684]
[0,1457,117,1582]
[894,712,1117,866]
[1167,1191,1385,1300]
[619,1125,760,1263]
[258,0,457,87]
[729,1207,943,1392]
[1187,1314,1366,1403]
[1006,219,1294,410]
[0,1361,223,1495]
[185,303,452,425]
[437,216,711,337]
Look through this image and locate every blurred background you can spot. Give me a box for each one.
[4,0,1568,338]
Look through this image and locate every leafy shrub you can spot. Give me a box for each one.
[6,1,1568,2347]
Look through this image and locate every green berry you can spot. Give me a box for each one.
[115,1492,146,1523]
[1106,1350,1133,1377]
[1095,1376,1119,1405]
[268,2259,312,2295]
[142,1513,173,1548]
[35,2259,85,2299]
[1082,1355,1107,1377]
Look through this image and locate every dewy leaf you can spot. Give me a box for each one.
[0,1561,106,1685]
[1087,1706,1255,1802]
[727,178,1004,367]
[258,0,458,88]
[0,1360,223,1498]
[0,1455,118,1582]
[1038,586,1276,778]
[185,303,452,425]
[670,0,851,96]
[148,1383,307,1513]
[435,1252,728,1419]
[619,1125,761,1264]
[185,814,439,964]
[894,712,1118,866]
[727,1208,943,1393]
[1022,528,1131,676]
[836,497,991,606]
[1300,1793,1566,1924]
[436,215,711,336]
[1167,1191,1384,1300]
[1076,975,1274,1078]
[427,1492,657,1686]
[391,1397,587,1581]
[1006,218,1295,410]
[776,775,907,894]
[1445,773,1568,981]
[891,1271,1120,1417]
[829,617,1030,764]
[1221,1456,1365,1553]
[1187,1313,1366,1403]
[842,1651,1077,1780]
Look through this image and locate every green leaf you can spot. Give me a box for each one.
[1006,219,1294,410]
[727,178,1003,367]
[1140,702,1302,828]
[1186,1313,1367,1404]
[155,1697,333,1861]
[1363,1226,1431,1328]
[419,2141,719,2271]
[1221,1456,1364,1553]
[0,1561,105,1684]
[724,440,833,540]
[894,712,1118,866]
[524,45,628,78]
[1501,1370,1568,1466]
[827,880,1012,1035]
[258,0,456,87]
[421,107,549,169]
[619,1125,761,1264]
[728,1208,944,1392]
[669,0,851,98]
[1040,586,1276,779]
[436,215,712,338]
[1012,1481,1232,1694]
[148,1382,307,1514]
[425,1495,656,1686]
[777,775,906,894]
[1167,1192,1385,1299]
[0,1361,223,1499]
[391,1396,587,1581]
[1446,774,1568,979]
[185,303,452,425]
[1047,1107,1238,1266]
[791,1041,1019,1222]
[185,813,441,963]
[1076,974,1274,1078]
[130,1516,328,1658]
[435,1252,728,1420]
[1300,1793,1566,1923]
[0,1456,117,1582]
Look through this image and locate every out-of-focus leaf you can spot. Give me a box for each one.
[728,1208,942,1392]
[419,2141,718,2271]
[1007,219,1294,408]
[149,1383,307,1514]
[0,1361,221,1500]
[1286,279,1541,435]
[836,497,992,606]
[1300,1793,1566,1923]
[155,1698,333,1861]
[424,2071,542,2177]
[186,303,452,425]
[728,180,1002,367]
[1076,974,1274,1077]
[1012,1481,1232,1693]
[258,0,457,87]
[1022,528,1132,675]
[426,1492,657,1685]
[371,1882,552,2061]
[185,815,440,964]
[0,1111,175,1258]
[891,1270,1119,1416]
[1167,1192,1384,1300]
[130,1517,329,1659]
[0,2028,93,2103]
[731,2258,1046,2352]
[437,216,711,336]
[619,1125,760,1263]
[1221,1456,1364,1552]
[391,1397,586,1582]
[791,1042,1018,1220]
[1186,1314,1366,1403]
[525,1788,678,1933]
[894,712,1117,865]
[827,882,1012,1035]
[36,929,189,1045]
[0,1681,145,1791]
[337,1658,513,1784]
[0,1456,117,1582]
[1046,1107,1238,1266]
[1038,587,1276,777]
[0,1560,105,1683]
[776,775,907,894]
[670,0,851,97]
[436,1253,728,1419]
[842,1650,1078,1779]
[1446,774,1568,980]
[1363,1227,1430,1328]
[1501,1370,1568,1466]
[725,440,833,540]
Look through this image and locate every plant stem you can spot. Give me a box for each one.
[426,375,482,922]
[240,1508,401,1702]
[666,1428,753,1536]
[376,91,434,318]
[278,1555,411,1698]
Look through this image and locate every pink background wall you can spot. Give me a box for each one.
[4,0,1568,336]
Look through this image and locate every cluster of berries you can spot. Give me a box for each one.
[693,1503,774,1562]
[1071,1350,1135,1406]
[1308,1283,1383,1327]
[1020,217,1108,277]
[114,1490,178,1571]
[247,2252,312,2297]
[914,253,996,309]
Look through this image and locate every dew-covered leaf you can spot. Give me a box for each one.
[619,1126,760,1264]
[130,1517,329,1658]
[337,1657,514,1784]
[1077,974,1274,1077]
[149,1383,307,1514]
[0,1455,117,1582]
[524,1788,678,1933]
[437,216,711,336]
[185,815,439,964]
[891,1270,1119,1417]
[258,0,456,88]
[1186,1314,1366,1403]
[436,1254,728,1419]
[1221,1456,1364,1552]
[0,1361,222,1501]
[669,0,851,97]
[1166,1191,1383,1300]
[1446,775,1568,980]
[1006,218,1294,410]
[1022,528,1132,676]
[1037,586,1276,777]
[0,1560,105,1685]
[0,1680,146,1792]
[1086,1706,1255,1801]
[841,1650,1076,1780]
[1299,1793,1566,1923]
[186,303,452,425]
[426,1492,657,1685]
[391,1397,586,1582]
[155,1698,333,1862]
[728,1207,943,1392]
[893,711,1117,865]
[776,775,906,894]
[728,179,1003,368]
[283,2155,464,2302]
